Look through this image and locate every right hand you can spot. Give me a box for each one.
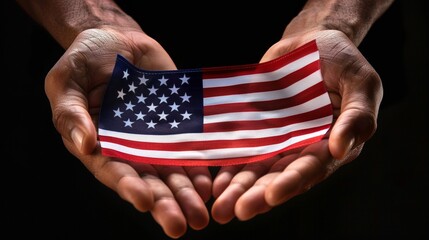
[211,29,383,223]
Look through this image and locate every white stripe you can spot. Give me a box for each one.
[100,128,328,160]
[203,51,320,88]
[204,93,330,124]
[99,115,332,144]
[203,70,322,106]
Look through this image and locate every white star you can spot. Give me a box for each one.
[158,94,169,104]
[158,111,169,121]
[147,103,158,112]
[148,85,158,95]
[135,111,146,120]
[169,120,180,128]
[180,74,190,85]
[125,101,135,111]
[117,89,126,99]
[169,102,180,112]
[180,93,191,103]
[113,108,123,118]
[169,84,180,95]
[158,75,168,85]
[122,69,129,79]
[128,82,137,93]
[181,111,192,120]
[138,74,149,85]
[123,118,134,127]
[136,94,147,103]
[146,120,157,129]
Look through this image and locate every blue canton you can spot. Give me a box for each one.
[99,55,203,135]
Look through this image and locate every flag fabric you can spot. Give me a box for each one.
[98,39,333,166]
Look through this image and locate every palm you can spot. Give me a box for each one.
[211,30,382,223]
[44,28,212,239]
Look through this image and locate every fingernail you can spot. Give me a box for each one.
[71,128,84,152]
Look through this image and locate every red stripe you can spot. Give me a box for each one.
[101,134,326,166]
[204,105,332,132]
[99,124,330,152]
[204,81,327,116]
[203,60,319,98]
[202,40,318,79]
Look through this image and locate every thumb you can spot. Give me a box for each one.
[44,63,98,155]
[329,74,383,161]
[329,108,373,160]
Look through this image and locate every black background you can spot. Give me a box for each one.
[3,1,428,239]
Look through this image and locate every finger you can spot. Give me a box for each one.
[265,140,332,206]
[45,70,98,155]
[44,53,99,155]
[142,174,188,239]
[131,34,178,71]
[212,165,244,198]
[327,51,383,160]
[329,105,379,160]
[64,142,155,212]
[65,142,190,238]
[234,154,298,220]
[259,38,308,63]
[184,166,213,203]
[211,160,275,224]
[156,166,210,231]
[234,174,274,221]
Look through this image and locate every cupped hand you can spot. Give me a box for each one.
[211,30,383,223]
[44,27,212,238]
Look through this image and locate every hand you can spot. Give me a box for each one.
[44,27,212,238]
[211,30,383,223]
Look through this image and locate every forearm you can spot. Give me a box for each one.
[285,0,395,45]
[15,0,141,49]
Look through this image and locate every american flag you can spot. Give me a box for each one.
[98,40,333,166]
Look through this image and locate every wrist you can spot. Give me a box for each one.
[16,0,142,49]
[53,1,143,48]
[283,0,394,46]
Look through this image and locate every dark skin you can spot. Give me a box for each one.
[16,0,392,238]
[212,29,383,222]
